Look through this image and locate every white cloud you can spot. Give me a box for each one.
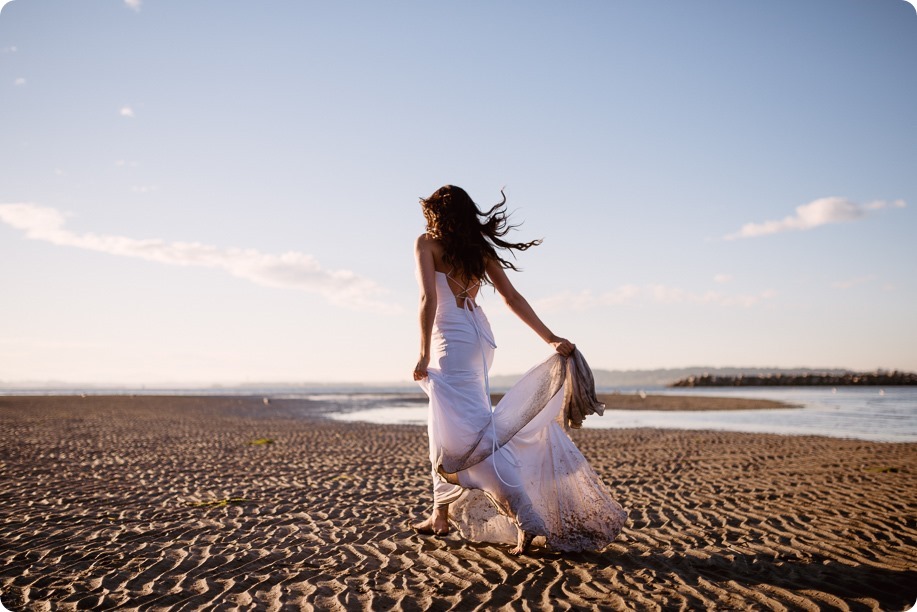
[831,275,875,290]
[725,197,907,240]
[535,284,775,311]
[124,0,141,12]
[130,185,157,193]
[864,199,907,211]
[649,285,777,307]
[119,106,135,118]
[13,77,25,86]
[0,203,399,313]
[535,285,640,312]
[713,273,733,284]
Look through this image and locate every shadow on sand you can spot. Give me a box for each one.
[566,547,917,611]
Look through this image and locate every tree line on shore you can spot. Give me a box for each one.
[670,370,917,387]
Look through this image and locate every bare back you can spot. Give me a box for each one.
[423,234,483,308]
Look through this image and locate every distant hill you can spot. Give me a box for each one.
[5,367,907,393]
[489,367,855,389]
[671,370,917,387]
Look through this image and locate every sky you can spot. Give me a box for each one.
[1,0,915,386]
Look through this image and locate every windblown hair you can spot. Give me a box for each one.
[420,185,541,283]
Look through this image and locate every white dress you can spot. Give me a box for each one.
[417,271,627,552]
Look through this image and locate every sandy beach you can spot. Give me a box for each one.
[596,394,793,411]
[494,394,793,412]
[1,395,915,611]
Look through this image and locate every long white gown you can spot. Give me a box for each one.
[417,271,627,552]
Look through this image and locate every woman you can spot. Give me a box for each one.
[411,185,626,555]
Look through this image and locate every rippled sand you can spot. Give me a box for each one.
[1,396,914,610]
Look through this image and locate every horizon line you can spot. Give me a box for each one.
[3,365,915,390]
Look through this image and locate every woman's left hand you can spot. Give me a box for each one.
[413,356,430,380]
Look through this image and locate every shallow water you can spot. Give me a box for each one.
[4,385,914,442]
[324,387,917,443]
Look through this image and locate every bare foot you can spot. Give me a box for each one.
[510,530,534,555]
[412,516,450,536]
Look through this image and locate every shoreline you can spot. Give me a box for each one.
[596,393,794,411]
[482,393,790,412]
[0,391,799,415]
[1,395,915,610]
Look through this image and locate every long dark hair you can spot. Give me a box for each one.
[420,185,541,283]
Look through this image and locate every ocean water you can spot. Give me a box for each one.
[4,386,915,443]
[323,386,917,443]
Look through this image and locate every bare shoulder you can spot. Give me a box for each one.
[486,257,515,293]
[415,232,442,254]
[484,255,505,276]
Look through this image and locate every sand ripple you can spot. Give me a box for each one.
[1,396,915,610]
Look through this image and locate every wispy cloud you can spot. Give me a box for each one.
[724,197,906,240]
[124,0,141,12]
[535,284,776,312]
[0,203,399,313]
[713,273,733,284]
[831,275,875,290]
[535,285,641,312]
[13,77,25,86]
[648,284,777,307]
[119,106,135,118]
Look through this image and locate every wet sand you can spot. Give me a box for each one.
[487,393,793,411]
[596,393,793,411]
[1,395,915,610]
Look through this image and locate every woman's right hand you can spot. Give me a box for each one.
[549,336,575,357]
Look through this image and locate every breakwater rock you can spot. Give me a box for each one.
[670,370,917,387]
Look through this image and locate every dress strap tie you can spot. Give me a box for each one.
[460,299,518,488]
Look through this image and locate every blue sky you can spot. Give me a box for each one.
[1,0,915,385]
